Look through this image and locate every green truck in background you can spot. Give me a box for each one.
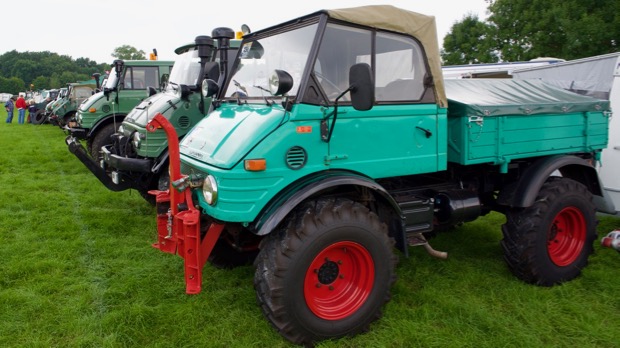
[65,58,174,161]
[144,5,614,345]
[67,29,242,204]
[46,75,103,126]
[29,89,60,125]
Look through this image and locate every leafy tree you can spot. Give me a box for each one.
[31,76,50,90]
[442,0,620,62]
[487,0,619,61]
[0,50,109,91]
[441,14,499,65]
[111,45,146,60]
[0,76,25,94]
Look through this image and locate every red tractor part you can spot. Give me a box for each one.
[147,113,224,294]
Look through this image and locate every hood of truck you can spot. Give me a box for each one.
[78,91,104,112]
[123,92,179,126]
[180,103,287,169]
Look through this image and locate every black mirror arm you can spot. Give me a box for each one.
[321,86,353,143]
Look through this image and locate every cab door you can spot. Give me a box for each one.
[314,25,443,178]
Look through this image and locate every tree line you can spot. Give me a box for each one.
[0,50,111,95]
[0,45,148,95]
[441,0,619,65]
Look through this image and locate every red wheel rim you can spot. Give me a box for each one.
[304,241,374,320]
[547,207,586,266]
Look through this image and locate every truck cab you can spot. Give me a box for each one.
[65,59,174,160]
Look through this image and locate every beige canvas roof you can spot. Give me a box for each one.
[327,5,447,107]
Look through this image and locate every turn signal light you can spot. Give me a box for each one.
[244,159,266,171]
[89,107,97,113]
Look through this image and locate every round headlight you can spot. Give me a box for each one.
[202,175,218,205]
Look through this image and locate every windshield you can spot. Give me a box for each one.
[166,48,201,91]
[224,23,318,99]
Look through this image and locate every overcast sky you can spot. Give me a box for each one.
[3,0,489,64]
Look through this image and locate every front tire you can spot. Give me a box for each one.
[31,110,48,125]
[254,198,397,345]
[501,177,597,286]
[87,124,117,161]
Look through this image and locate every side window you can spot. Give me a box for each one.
[375,33,427,102]
[123,66,160,90]
[314,24,372,101]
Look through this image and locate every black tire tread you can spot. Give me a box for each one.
[500,177,597,286]
[254,198,397,345]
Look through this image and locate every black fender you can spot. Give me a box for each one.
[87,114,127,138]
[497,155,615,213]
[252,171,404,240]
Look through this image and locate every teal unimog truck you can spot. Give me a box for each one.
[65,59,174,160]
[70,29,241,203]
[144,5,614,345]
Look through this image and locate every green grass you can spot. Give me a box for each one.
[0,110,619,348]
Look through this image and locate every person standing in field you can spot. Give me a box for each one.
[5,96,15,123]
[15,94,27,124]
[27,99,36,123]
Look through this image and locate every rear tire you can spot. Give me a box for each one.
[501,177,597,286]
[254,198,397,345]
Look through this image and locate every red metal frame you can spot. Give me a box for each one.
[147,113,223,294]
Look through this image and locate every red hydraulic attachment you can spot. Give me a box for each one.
[147,113,224,294]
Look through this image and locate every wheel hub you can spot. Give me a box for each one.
[304,241,375,320]
[317,259,339,284]
[547,206,586,266]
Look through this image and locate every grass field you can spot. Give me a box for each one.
[0,110,619,348]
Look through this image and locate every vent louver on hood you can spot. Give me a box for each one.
[177,115,191,128]
[285,146,307,170]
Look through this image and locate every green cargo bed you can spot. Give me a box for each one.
[445,79,610,171]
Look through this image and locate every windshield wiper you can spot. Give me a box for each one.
[233,80,248,105]
[253,85,274,106]
[168,82,179,92]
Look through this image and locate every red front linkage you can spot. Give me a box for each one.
[147,113,224,294]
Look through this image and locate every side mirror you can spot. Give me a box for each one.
[113,60,124,75]
[348,63,374,111]
[180,84,191,100]
[201,79,219,98]
[160,73,169,91]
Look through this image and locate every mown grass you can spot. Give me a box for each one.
[0,110,619,348]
